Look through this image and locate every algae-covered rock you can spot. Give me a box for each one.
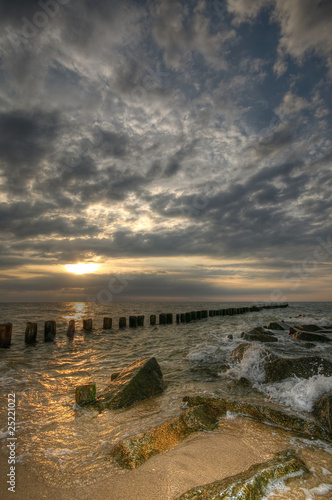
[292,331,331,343]
[110,405,219,469]
[183,395,331,442]
[264,356,332,382]
[231,343,275,362]
[267,322,288,330]
[313,391,332,435]
[297,324,321,332]
[176,449,309,499]
[96,357,165,409]
[241,328,278,343]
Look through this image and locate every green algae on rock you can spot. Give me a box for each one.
[110,405,219,469]
[176,449,309,499]
[75,383,96,405]
[264,356,332,382]
[183,395,332,442]
[96,357,165,410]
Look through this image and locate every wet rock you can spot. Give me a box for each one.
[265,356,332,383]
[288,326,298,335]
[313,391,332,435]
[292,331,331,343]
[176,449,309,499]
[183,395,331,442]
[111,372,120,381]
[75,383,96,405]
[110,405,219,469]
[267,322,288,330]
[96,357,165,410]
[297,324,321,332]
[231,343,275,362]
[241,327,278,343]
[237,377,252,387]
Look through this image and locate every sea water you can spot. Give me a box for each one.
[0,301,331,496]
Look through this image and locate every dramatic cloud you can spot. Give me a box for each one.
[0,0,331,301]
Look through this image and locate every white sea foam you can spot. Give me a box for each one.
[225,343,269,383]
[256,375,332,412]
[300,483,332,498]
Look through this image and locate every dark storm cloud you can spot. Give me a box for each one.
[0,0,331,300]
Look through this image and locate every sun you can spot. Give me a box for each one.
[65,263,100,274]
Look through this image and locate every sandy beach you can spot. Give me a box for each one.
[1,416,332,500]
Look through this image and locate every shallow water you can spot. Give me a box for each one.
[0,301,332,497]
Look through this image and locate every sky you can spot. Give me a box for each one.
[0,0,331,303]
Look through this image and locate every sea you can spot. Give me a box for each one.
[1,301,332,498]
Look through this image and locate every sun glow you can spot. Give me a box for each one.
[65,263,100,274]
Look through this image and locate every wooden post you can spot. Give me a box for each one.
[201,310,208,319]
[119,317,126,328]
[75,383,96,406]
[137,315,144,326]
[197,311,202,320]
[185,312,191,323]
[129,316,137,328]
[103,317,112,329]
[25,322,37,344]
[44,321,56,342]
[150,315,156,326]
[159,313,167,325]
[166,313,173,324]
[190,311,197,320]
[0,323,12,348]
[83,318,93,331]
[176,314,180,324]
[180,313,186,322]
[67,320,75,338]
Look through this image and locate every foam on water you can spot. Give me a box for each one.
[256,375,332,412]
[224,343,269,383]
[300,483,332,499]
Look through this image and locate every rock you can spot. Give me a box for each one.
[297,324,321,332]
[313,392,332,435]
[176,449,309,499]
[75,383,96,405]
[292,331,331,343]
[241,328,278,342]
[237,377,252,387]
[110,405,219,469]
[96,357,165,410]
[288,326,298,335]
[265,356,332,383]
[267,322,288,330]
[231,343,275,362]
[183,395,331,442]
[111,372,120,381]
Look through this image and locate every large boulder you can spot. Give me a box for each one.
[176,449,309,500]
[267,322,288,330]
[110,405,219,469]
[241,327,278,343]
[264,356,332,383]
[183,395,331,442]
[96,357,165,409]
[230,343,275,362]
[296,324,321,332]
[292,331,331,343]
[313,392,332,435]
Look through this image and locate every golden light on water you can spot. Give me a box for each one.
[65,263,100,274]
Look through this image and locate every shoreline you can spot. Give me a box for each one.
[1,416,331,500]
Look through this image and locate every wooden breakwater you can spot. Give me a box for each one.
[0,303,288,347]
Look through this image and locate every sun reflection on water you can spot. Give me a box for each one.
[63,302,89,329]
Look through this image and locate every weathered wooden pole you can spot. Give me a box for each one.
[201,310,208,319]
[137,315,144,326]
[185,312,191,323]
[190,311,197,320]
[75,383,96,405]
[196,311,202,320]
[166,313,173,324]
[150,315,156,326]
[129,316,137,328]
[159,313,167,325]
[176,314,180,324]
[83,318,93,331]
[103,317,112,329]
[119,317,126,328]
[44,320,56,342]
[180,313,186,322]
[67,320,75,338]
[0,323,12,348]
[25,322,37,344]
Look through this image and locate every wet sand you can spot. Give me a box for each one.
[1,417,332,500]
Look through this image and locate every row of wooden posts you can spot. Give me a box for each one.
[0,303,288,348]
